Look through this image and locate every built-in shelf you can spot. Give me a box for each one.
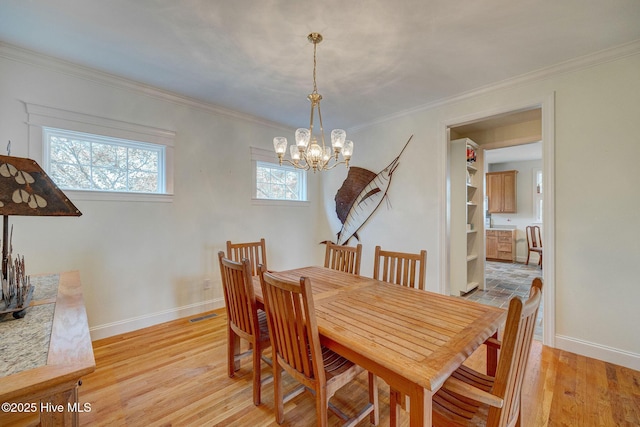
[451,138,484,296]
[463,281,479,294]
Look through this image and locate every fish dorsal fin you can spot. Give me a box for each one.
[334,167,377,223]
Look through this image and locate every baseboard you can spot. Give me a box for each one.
[89,297,225,341]
[555,335,640,371]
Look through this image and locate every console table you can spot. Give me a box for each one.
[0,271,95,426]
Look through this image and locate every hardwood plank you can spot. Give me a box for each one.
[78,309,640,426]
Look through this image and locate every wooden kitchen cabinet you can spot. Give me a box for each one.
[487,170,518,213]
[486,229,515,262]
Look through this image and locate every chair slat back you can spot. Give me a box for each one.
[488,278,543,427]
[218,252,259,338]
[324,243,362,275]
[259,269,324,387]
[226,238,267,276]
[373,246,427,290]
[526,226,542,249]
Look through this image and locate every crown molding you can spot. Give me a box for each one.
[349,39,640,133]
[0,42,292,132]
[3,38,639,135]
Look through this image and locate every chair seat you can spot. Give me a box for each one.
[451,364,494,391]
[322,346,357,380]
[433,386,490,426]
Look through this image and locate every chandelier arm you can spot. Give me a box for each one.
[324,159,347,170]
[280,158,310,171]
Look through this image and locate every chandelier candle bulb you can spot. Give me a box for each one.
[295,128,310,148]
[272,32,354,172]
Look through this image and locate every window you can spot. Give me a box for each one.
[44,127,165,193]
[251,147,308,204]
[255,161,306,200]
[26,103,174,202]
[533,168,543,222]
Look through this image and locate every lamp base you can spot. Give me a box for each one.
[0,284,34,320]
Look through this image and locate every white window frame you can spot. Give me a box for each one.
[250,147,309,206]
[26,103,174,202]
[43,127,166,194]
[533,168,543,222]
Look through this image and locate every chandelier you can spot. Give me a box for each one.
[273,33,353,172]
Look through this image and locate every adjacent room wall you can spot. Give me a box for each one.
[489,159,543,262]
[324,51,640,369]
[0,44,329,339]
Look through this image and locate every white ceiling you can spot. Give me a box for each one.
[485,142,542,165]
[1,1,639,131]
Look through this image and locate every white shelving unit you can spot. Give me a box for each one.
[450,138,485,295]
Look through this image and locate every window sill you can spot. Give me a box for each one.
[251,198,309,207]
[66,190,173,203]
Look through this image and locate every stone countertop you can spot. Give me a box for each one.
[0,274,59,377]
[486,226,517,231]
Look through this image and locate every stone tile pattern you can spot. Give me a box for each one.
[460,262,543,340]
[0,274,59,377]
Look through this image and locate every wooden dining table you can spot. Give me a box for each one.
[252,266,506,427]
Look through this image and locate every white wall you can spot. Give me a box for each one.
[324,52,640,369]
[0,44,328,339]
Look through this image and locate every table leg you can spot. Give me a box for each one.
[487,331,499,376]
[408,387,431,427]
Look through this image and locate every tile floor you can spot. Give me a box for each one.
[460,260,544,340]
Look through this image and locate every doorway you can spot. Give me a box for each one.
[441,95,555,347]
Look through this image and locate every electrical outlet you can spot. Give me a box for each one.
[203,279,211,290]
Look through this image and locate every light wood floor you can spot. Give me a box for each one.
[79,308,640,426]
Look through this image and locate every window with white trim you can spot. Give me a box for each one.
[251,147,307,203]
[533,168,543,222]
[44,127,165,193]
[26,103,175,202]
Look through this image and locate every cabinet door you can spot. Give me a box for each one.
[502,172,517,213]
[496,231,514,261]
[487,171,517,213]
[486,233,498,259]
[487,174,504,213]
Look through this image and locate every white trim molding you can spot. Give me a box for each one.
[0,42,291,132]
[439,92,556,348]
[556,335,640,372]
[25,102,176,200]
[89,297,225,341]
[351,40,640,133]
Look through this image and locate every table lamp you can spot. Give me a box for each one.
[1,152,82,319]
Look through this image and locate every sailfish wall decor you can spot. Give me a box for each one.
[332,135,413,245]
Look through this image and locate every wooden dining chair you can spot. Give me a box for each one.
[324,242,362,275]
[525,226,542,268]
[390,277,543,426]
[217,252,271,406]
[226,238,267,276]
[258,266,379,427]
[373,246,427,290]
